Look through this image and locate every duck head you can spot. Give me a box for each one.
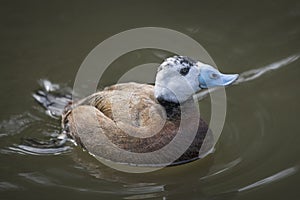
[154,56,239,104]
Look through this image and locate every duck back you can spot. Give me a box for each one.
[63,82,214,166]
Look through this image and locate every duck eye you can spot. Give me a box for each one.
[210,73,219,79]
[179,67,190,76]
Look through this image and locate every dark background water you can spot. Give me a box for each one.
[1,0,300,199]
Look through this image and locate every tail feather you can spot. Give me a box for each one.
[33,80,72,117]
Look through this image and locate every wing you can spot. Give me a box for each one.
[63,82,213,166]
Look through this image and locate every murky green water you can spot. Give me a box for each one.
[1,1,300,199]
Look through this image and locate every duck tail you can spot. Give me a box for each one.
[32,79,73,118]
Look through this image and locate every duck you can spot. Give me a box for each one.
[33,55,238,167]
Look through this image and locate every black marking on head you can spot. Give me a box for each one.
[176,56,196,67]
[158,55,197,73]
[179,67,190,76]
[176,56,196,76]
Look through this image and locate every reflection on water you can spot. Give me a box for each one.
[1,0,300,199]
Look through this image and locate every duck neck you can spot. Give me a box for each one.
[157,98,181,119]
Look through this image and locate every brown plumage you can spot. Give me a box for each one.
[62,82,213,166]
[32,55,241,166]
[32,55,241,167]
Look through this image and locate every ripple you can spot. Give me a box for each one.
[5,144,71,156]
[17,170,166,199]
[199,158,242,180]
[19,172,55,186]
[0,112,41,138]
[235,54,300,84]
[123,193,163,200]
[122,183,165,199]
[0,181,22,191]
[238,166,298,192]
[123,183,165,194]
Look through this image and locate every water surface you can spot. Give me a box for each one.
[1,1,300,199]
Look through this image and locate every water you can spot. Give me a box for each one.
[1,0,300,199]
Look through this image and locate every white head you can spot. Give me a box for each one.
[154,56,239,104]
